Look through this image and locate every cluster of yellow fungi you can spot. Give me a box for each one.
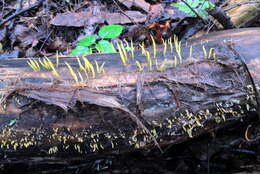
[27,35,216,83]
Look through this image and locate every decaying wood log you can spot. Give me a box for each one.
[225,0,260,27]
[0,28,259,171]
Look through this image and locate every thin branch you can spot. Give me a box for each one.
[0,0,44,27]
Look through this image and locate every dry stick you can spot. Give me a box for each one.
[0,0,44,27]
[39,30,53,52]
[227,43,260,119]
[8,0,24,31]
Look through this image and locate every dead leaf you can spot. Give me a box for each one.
[14,24,44,48]
[149,20,172,43]
[14,25,29,39]
[46,37,68,52]
[165,8,175,16]
[51,11,104,27]
[149,4,164,17]
[118,0,150,13]
[118,0,133,8]
[106,11,147,24]
[25,47,37,57]
[0,47,23,58]
[0,28,7,42]
[122,25,151,46]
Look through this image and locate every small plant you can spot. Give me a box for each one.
[172,0,215,19]
[71,24,124,55]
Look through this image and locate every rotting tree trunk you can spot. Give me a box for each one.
[225,0,260,27]
[0,28,259,172]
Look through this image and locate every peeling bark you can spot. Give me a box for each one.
[0,28,259,170]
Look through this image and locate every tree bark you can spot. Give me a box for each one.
[0,28,259,170]
[225,0,260,27]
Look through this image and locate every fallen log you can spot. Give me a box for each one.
[0,28,259,172]
[225,0,260,27]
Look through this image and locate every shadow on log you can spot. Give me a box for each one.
[0,28,259,173]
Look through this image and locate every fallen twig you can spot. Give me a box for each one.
[0,0,44,27]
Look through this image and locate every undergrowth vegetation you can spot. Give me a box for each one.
[172,0,215,19]
[71,24,124,55]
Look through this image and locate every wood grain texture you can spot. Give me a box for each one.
[0,28,259,169]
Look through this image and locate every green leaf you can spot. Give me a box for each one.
[196,9,209,19]
[95,40,116,53]
[209,2,215,9]
[71,46,92,55]
[77,36,96,47]
[174,2,194,15]
[172,0,215,19]
[98,24,124,39]
[202,1,215,9]
[8,119,16,126]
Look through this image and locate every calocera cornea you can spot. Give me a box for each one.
[26,37,218,83]
[8,37,255,154]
